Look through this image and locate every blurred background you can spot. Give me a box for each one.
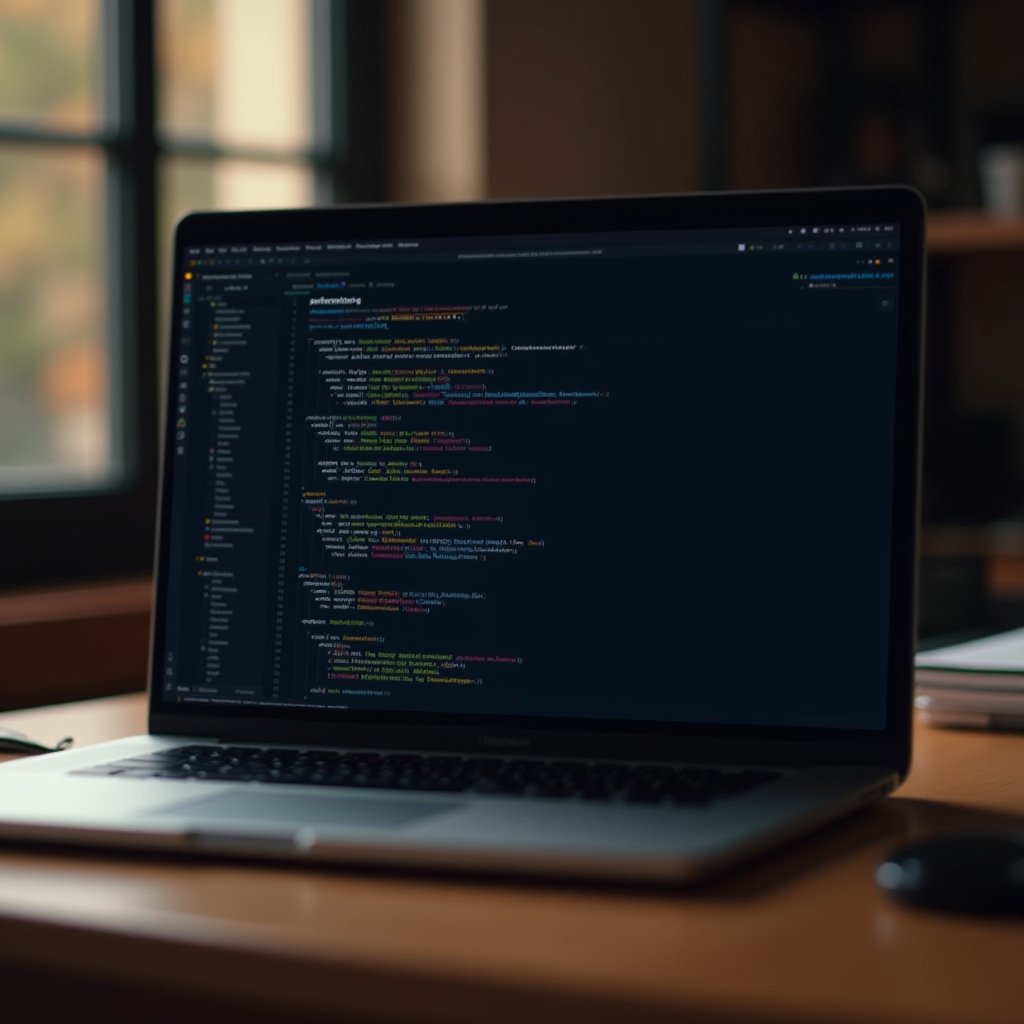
[3,0,1024,704]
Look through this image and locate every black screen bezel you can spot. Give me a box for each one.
[149,186,925,776]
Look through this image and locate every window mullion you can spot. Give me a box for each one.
[0,127,113,146]
[343,0,388,203]
[104,0,158,494]
[311,0,343,204]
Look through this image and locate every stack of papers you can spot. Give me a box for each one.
[915,627,1024,729]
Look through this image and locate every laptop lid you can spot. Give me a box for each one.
[149,187,925,774]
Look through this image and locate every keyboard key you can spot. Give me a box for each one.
[90,744,781,804]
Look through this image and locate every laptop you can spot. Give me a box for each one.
[0,187,925,882]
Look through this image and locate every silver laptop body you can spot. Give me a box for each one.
[0,188,925,882]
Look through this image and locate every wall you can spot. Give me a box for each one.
[485,0,699,199]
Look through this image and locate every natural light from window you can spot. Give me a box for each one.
[0,0,315,496]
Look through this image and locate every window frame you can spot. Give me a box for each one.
[0,0,386,590]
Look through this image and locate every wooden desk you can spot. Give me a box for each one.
[1,695,1022,1024]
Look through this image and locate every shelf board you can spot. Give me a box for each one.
[920,525,1024,556]
[928,210,1024,255]
[0,577,151,627]
[0,577,152,712]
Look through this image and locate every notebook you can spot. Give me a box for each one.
[0,187,925,882]
[916,627,1024,729]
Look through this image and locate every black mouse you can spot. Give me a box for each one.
[876,828,1024,914]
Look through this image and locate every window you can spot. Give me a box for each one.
[0,0,385,589]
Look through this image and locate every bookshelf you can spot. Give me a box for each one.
[921,210,1024,617]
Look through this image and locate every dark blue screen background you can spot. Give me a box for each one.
[161,236,899,731]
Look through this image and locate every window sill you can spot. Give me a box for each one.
[0,578,151,712]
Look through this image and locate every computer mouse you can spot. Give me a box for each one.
[876,828,1024,914]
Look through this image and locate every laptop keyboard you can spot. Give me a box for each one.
[73,745,781,805]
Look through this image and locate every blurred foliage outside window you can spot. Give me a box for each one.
[0,0,315,498]
[0,0,106,494]
[0,0,98,130]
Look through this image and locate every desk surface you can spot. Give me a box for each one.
[1,695,1022,1024]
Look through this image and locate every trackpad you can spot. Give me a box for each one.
[151,791,459,830]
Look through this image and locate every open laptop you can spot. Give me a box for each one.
[0,187,925,882]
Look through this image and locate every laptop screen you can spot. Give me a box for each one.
[154,195,920,739]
